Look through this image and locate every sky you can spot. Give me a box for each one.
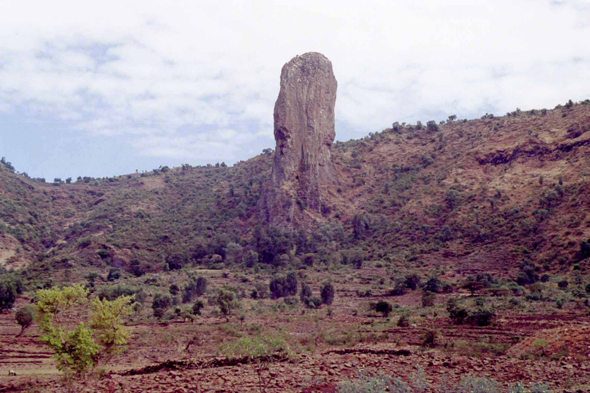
[0,0,589,180]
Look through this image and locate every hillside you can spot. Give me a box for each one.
[1,99,589,283]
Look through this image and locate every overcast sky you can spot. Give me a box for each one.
[0,0,589,180]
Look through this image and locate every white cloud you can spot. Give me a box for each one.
[0,0,589,164]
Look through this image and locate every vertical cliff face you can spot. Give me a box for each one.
[260,52,338,226]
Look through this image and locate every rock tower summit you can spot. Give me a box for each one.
[260,52,338,225]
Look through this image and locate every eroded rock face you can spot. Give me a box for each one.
[260,52,337,225]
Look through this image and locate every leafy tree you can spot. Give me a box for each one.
[15,305,35,336]
[35,285,134,379]
[320,282,335,305]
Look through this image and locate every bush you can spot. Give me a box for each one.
[166,253,186,270]
[183,276,208,303]
[192,300,204,316]
[373,300,393,317]
[35,285,134,378]
[300,283,312,303]
[424,277,442,293]
[217,288,239,319]
[422,291,435,307]
[321,282,335,305]
[397,314,410,327]
[405,274,421,290]
[152,293,172,318]
[558,280,569,289]
[390,281,407,296]
[269,273,297,299]
[447,299,469,324]
[107,268,121,281]
[0,279,17,312]
[251,282,268,300]
[97,285,137,301]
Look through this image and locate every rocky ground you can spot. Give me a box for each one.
[2,303,589,393]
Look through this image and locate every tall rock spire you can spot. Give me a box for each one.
[260,52,337,226]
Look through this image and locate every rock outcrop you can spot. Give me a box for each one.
[260,52,337,226]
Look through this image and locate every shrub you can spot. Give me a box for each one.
[0,279,17,312]
[321,282,335,305]
[251,282,268,300]
[304,297,323,309]
[447,299,469,324]
[107,268,121,281]
[558,280,569,289]
[97,285,137,301]
[405,273,421,290]
[192,300,204,316]
[390,281,407,296]
[300,283,312,303]
[183,276,208,303]
[166,253,186,270]
[269,273,297,299]
[35,285,134,378]
[471,308,496,326]
[424,277,442,293]
[169,284,180,296]
[152,293,172,318]
[422,291,435,307]
[217,288,240,319]
[373,300,393,317]
[15,305,35,336]
[397,314,410,327]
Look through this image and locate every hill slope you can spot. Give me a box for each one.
[1,100,589,281]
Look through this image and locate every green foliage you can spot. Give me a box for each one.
[421,291,435,307]
[166,253,186,270]
[35,285,133,378]
[107,268,121,281]
[217,288,240,318]
[0,278,17,311]
[269,272,298,299]
[152,293,172,318]
[183,276,208,303]
[447,298,496,326]
[372,300,393,317]
[300,283,312,303]
[192,299,205,315]
[15,305,35,336]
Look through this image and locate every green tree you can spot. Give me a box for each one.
[15,305,35,336]
[35,285,134,379]
[217,288,240,320]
